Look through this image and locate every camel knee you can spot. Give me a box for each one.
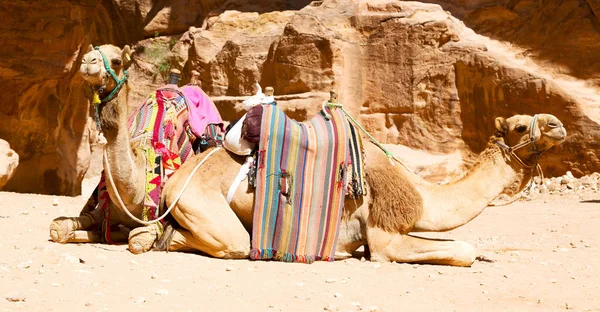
[128,224,160,254]
[452,241,476,267]
[49,217,76,243]
[215,241,251,259]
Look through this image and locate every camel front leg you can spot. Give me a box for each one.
[165,187,250,259]
[49,209,103,243]
[366,227,476,267]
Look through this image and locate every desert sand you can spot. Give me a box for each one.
[1,191,598,312]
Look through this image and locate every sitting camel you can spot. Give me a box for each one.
[49,44,220,253]
[132,108,565,266]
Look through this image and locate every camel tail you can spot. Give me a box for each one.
[155,196,177,252]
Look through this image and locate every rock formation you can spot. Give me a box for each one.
[0,139,19,190]
[0,0,598,195]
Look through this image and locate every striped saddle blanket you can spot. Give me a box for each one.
[250,104,365,263]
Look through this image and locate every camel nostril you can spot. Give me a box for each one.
[90,59,98,64]
[547,122,561,128]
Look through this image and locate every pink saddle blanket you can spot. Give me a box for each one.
[179,84,224,136]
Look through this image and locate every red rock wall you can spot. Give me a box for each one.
[1,0,598,195]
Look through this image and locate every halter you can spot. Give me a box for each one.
[91,46,129,130]
[494,114,544,182]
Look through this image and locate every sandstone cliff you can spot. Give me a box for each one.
[1,0,598,195]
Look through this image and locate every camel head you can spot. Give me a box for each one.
[494,114,566,166]
[79,44,132,99]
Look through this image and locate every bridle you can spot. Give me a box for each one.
[494,114,544,182]
[90,46,129,130]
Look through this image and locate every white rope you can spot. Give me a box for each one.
[227,157,252,204]
[103,147,222,225]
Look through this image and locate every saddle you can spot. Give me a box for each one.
[249,104,366,263]
[95,84,224,242]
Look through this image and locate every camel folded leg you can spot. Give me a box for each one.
[161,188,250,259]
[57,229,129,243]
[49,209,103,243]
[367,227,476,267]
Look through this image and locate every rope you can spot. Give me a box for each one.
[103,147,222,225]
[322,101,414,173]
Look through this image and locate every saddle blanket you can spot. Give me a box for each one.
[250,104,352,263]
[94,85,223,242]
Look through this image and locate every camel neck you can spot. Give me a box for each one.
[414,144,532,232]
[98,85,144,208]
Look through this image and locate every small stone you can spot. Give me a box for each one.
[372,263,381,269]
[52,198,59,206]
[133,297,146,304]
[129,260,139,265]
[17,260,32,269]
[566,171,574,179]
[334,292,342,298]
[225,266,234,272]
[369,306,382,312]
[5,292,25,302]
[85,302,92,307]
[360,257,366,262]
[51,282,61,287]
[351,301,361,307]
[61,253,82,265]
[503,274,510,278]
[151,273,158,280]
[325,278,337,283]
[38,268,45,274]
[41,210,48,215]
[550,279,557,283]
[324,304,339,311]
[20,211,29,215]
[566,183,575,190]
[155,289,169,295]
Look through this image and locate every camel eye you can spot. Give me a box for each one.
[111,58,122,66]
[515,125,527,133]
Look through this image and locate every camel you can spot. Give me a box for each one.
[130,109,566,266]
[49,44,175,253]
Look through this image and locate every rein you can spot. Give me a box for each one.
[91,46,129,130]
[104,147,222,225]
[494,114,545,184]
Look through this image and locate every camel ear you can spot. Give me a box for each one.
[495,117,508,135]
[86,44,94,54]
[122,45,133,68]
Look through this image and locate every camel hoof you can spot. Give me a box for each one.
[128,226,157,255]
[49,217,75,244]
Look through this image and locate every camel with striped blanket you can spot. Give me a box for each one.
[135,109,565,266]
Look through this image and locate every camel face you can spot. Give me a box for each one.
[496,114,566,160]
[79,44,131,88]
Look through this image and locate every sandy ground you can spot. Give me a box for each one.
[0,191,599,312]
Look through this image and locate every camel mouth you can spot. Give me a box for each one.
[544,127,567,144]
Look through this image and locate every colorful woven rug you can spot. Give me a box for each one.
[250,104,351,263]
[93,86,222,242]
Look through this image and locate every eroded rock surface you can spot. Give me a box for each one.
[0,139,19,190]
[1,0,599,194]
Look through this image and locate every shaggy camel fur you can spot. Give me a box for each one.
[129,112,566,266]
[49,44,164,252]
